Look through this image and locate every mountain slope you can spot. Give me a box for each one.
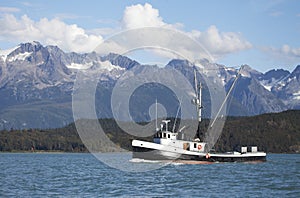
[0,42,299,129]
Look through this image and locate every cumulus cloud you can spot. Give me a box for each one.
[118,3,252,60]
[188,26,252,58]
[121,3,165,29]
[0,3,252,59]
[0,14,103,53]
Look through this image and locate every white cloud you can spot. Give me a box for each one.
[0,6,20,13]
[279,45,300,57]
[121,3,165,29]
[0,3,252,59]
[261,45,300,68]
[263,45,300,58]
[118,3,252,60]
[188,26,252,58]
[0,14,103,53]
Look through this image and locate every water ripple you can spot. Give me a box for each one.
[0,153,299,197]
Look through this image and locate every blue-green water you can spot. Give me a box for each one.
[0,153,299,197]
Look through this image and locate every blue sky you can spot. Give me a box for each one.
[0,0,299,72]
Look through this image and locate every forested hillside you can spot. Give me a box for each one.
[215,110,300,153]
[0,110,299,153]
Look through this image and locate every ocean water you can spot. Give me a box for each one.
[0,153,299,197]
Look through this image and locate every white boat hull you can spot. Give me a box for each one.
[132,140,267,162]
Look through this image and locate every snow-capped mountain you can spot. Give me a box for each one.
[0,42,132,129]
[274,65,300,109]
[0,42,299,129]
[166,60,294,116]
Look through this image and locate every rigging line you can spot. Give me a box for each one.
[194,69,198,98]
[209,66,243,128]
[172,98,182,133]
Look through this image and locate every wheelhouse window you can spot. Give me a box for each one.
[168,134,170,139]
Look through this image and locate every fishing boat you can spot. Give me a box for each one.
[131,68,267,163]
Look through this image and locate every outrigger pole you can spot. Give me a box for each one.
[209,66,243,128]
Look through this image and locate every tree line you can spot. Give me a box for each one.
[0,110,299,153]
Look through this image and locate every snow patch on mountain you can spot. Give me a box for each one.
[287,76,296,83]
[98,60,125,71]
[66,60,125,71]
[7,52,32,62]
[260,82,272,91]
[225,67,236,72]
[260,78,281,92]
[240,70,251,78]
[292,90,300,100]
[67,62,93,69]
[0,46,19,61]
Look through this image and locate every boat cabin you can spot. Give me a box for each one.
[154,131,177,140]
[153,120,206,152]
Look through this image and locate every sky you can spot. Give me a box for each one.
[0,0,299,72]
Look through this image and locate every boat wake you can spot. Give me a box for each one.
[130,158,185,166]
[129,158,163,164]
[130,158,216,166]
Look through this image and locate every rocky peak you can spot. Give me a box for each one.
[240,65,262,78]
[262,69,290,81]
[101,53,140,70]
[6,41,49,65]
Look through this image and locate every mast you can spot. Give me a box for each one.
[193,69,202,122]
[155,99,158,131]
[192,69,203,139]
[198,82,202,123]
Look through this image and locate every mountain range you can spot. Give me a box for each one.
[0,42,299,129]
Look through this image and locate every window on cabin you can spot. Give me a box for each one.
[194,143,197,148]
[163,133,166,138]
[168,134,170,139]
